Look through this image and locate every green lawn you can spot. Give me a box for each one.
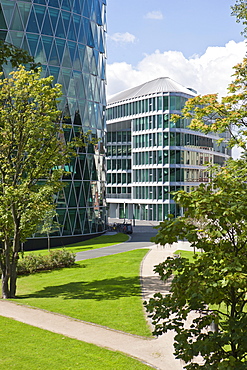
[13,249,151,337]
[0,316,153,370]
[174,249,200,262]
[26,233,129,256]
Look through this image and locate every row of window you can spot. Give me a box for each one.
[133,132,228,154]
[132,168,209,183]
[106,145,131,157]
[106,130,131,143]
[106,95,188,120]
[132,150,226,166]
[106,187,132,194]
[106,172,132,184]
[132,114,192,131]
[106,159,132,171]
[133,203,181,221]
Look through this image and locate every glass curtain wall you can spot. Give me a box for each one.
[0,0,107,239]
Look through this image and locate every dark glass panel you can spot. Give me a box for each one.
[48,7,59,32]
[1,1,15,28]
[35,37,47,63]
[63,212,72,235]
[67,40,76,62]
[84,18,94,48]
[95,0,102,26]
[61,0,70,11]
[49,41,59,65]
[69,187,76,207]
[62,43,72,68]
[26,33,39,55]
[0,30,6,40]
[82,0,90,18]
[42,35,52,60]
[41,10,53,36]
[67,18,76,41]
[33,4,45,30]
[61,10,70,34]
[10,5,23,31]
[55,37,65,60]
[55,12,65,38]
[73,46,81,70]
[78,21,86,45]
[73,0,81,15]
[18,2,31,27]
[73,13,80,36]
[74,212,82,234]
[33,0,46,5]
[48,0,60,8]
[21,34,29,52]
[26,7,39,33]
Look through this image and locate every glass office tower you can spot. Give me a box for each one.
[106,77,231,222]
[0,0,107,246]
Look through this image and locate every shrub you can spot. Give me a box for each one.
[17,249,76,275]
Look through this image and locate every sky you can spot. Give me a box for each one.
[106,0,246,99]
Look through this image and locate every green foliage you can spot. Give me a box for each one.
[17,250,76,275]
[172,58,247,150]
[0,316,153,370]
[0,40,38,71]
[231,0,247,37]
[0,66,78,298]
[145,159,247,369]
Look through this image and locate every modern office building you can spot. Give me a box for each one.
[0,0,107,246]
[106,77,231,222]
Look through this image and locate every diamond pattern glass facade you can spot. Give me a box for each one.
[0,0,107,243]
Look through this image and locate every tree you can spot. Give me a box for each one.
[144,6,247,366]
[145,159,247,369]
[231,0,247,37]
[172,57,247,151]
[0,40,38,71]
[0,66,76,299]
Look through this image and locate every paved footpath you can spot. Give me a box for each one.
[0,240,193,370]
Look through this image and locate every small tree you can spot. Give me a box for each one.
[145,159,247,369]
[0,66,74,298]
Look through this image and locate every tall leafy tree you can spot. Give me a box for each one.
[0,66,75,299]
[145,159,247,369]
[145,3,247,368]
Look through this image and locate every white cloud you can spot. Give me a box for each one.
[144,11,164,20]
[106,40,246,99]
[108,32,136,43]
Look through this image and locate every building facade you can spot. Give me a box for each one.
[106,78,231,222]
[0,0,107,246]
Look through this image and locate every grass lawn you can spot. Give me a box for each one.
[26,233,129,256]
[0,316,153,370]
[174,249,200,262]
[13,249,151,337]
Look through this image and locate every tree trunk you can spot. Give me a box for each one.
[1,241,10,299]
[1,271,10,299]
[9,252,18,298]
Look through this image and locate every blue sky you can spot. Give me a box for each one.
[106,0,246,98]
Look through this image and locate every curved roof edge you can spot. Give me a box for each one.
[108,77,197,104]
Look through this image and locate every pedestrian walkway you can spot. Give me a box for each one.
[0,240,192,370]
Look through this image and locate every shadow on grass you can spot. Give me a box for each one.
[17,276,141,301]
